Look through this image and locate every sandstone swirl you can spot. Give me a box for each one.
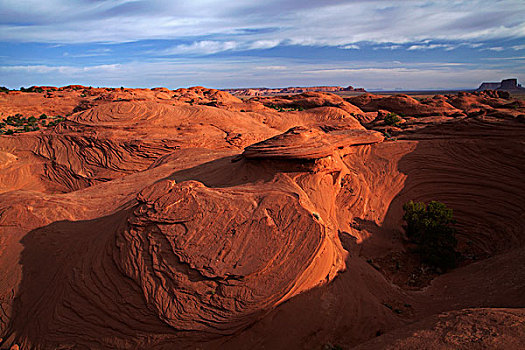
[115,178,346,333]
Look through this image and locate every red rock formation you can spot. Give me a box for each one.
[243,125,383,160]
[347,93,463,117]
[0,86,524,349]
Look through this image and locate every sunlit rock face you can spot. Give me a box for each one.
[116,179,346,333]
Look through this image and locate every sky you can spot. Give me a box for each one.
[0,0,524,90]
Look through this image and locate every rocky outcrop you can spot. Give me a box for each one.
[243,125,383,160]
[347,93,463,117]
[256,91,364,115]
[115,179,346,333]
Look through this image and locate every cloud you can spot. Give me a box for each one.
[155,39,283,56]
[254,65,287,70]
[0,64,121,75]
[340,44,360,50]
[482,56,525,60]
[480,47,505,51]
[248,40,281,50]
[0,0,523,48]
[374,45,402,50]
[159,41,239,55]
[407,44,457,51]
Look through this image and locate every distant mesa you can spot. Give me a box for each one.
[477,78,525,92]
[224,85,366,96]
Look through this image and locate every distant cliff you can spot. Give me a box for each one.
[223,85,366,96]
[477,78,524,91]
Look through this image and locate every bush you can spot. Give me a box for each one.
[403,200,458,271]
[20,86,43,93]
[384,112,401,126]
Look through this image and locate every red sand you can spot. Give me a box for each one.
[0,87,524,349]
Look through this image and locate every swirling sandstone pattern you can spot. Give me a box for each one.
[116,179,345,333]
[0,87,524,349]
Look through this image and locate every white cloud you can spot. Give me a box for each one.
[248,40,281,50]
[407,44,457,51]
[0,0,523,48]
[254,65,287,70]
[160,41,239,55]
[480,47,505,51]
[374,45,402,50]
[0,64,121,75]
[340,44,360,50]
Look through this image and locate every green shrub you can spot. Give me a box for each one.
[384,112,401,126]
[403,200,458,271]
[20,86,43,93]
[4,129,14,135]
[39,114,47,119]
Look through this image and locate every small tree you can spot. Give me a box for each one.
[403,200,458,271]
[384,112,401,126]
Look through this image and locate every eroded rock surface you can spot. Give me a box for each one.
[116,179,345,333]
[243,125,383,160]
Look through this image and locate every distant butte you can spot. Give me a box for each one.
[477,78,525,92]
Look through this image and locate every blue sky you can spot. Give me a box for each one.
[0,0,524,90]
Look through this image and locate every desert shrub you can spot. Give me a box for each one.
[403,200,458,271]
[20,86,43,93]
[28,116,37,123]
[0,86,9,93]
[39,114,47,119]
[4,129,14,135]
[384,112,401,126]
[267,104,304,112]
